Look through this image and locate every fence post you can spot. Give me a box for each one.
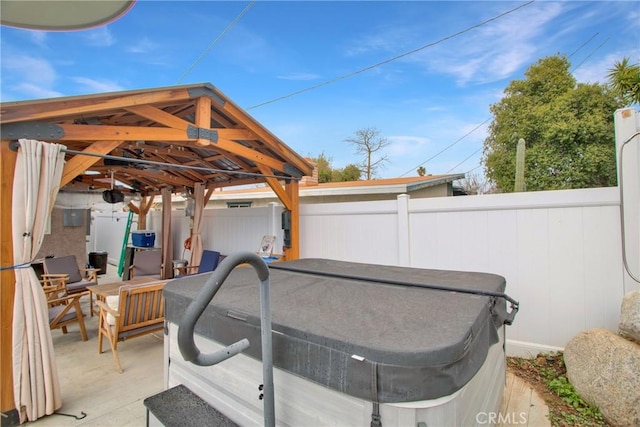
[615,108,640,293]
[397,194,410,267]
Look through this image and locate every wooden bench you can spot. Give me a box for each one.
[96,282,165,373]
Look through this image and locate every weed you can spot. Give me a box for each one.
[507,351,607,426]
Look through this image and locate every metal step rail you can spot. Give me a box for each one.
[177,251,275,427]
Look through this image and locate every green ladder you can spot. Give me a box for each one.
[117,211,134,276]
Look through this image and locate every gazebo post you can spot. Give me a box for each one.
[128,196,154,230]
[0,140,19,424]
[284,179,300,260]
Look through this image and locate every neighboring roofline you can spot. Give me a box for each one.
[205,174,466,201]
[406,173,466,192]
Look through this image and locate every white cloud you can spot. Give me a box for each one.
[70,77,124,93]
[427,2,566,85]
[345,26,417,57]
[344,2,568,86]
[572,52,619,84]
[2,54,57,87]
[387,135,430,156]
[276,72,322,81]
[13,83,62,99]
[128,38,157,54]
[83,26,115,47]
[29,31,48,48]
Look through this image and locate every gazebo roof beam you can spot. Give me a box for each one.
[0,87,200,124]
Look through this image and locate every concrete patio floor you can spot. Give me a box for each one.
[27,265,550,427]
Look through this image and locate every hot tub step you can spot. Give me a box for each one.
[144,384,238,427]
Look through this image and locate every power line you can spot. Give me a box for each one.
[465,164,483,175]
[568,32,600,59]
[177,0,256,84]
[399,117,490,177]
[246,1,535,110]
[446,146,483,174]
[571,36,610,72]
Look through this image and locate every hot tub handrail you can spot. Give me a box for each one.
[177,251,275,427]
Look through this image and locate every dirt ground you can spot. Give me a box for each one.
[507,354,608,426]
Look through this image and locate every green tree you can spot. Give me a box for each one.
[483,55,624,192]
[308,152,361,183]
[345,127,389,180]
[608,57,640,105]
[334,164,362,181]
[312,152,334,183]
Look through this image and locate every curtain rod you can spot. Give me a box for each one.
[8,140,300,181]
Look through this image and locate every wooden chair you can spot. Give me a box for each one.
[42,255,99,294]
[96,282,165,373]
[174,250,221,277]
[43,282,88,341]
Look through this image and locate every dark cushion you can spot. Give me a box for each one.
[49,304,80,323]
[44,255,82,283]
[133,250,162,276]
[66,279,96,293]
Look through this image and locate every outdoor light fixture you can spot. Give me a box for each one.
[1,0,135,31]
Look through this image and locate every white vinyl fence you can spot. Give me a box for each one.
[299,187,627,357]
[92,108,639,357]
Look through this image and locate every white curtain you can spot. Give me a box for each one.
[188,183,205,269]
[12,139,65,422]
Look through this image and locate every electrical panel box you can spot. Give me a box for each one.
[282,210,291,248]
[63,209,85,227]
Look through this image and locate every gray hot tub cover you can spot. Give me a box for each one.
[164,258,514,403]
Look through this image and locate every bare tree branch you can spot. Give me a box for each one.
[344,127,390,180]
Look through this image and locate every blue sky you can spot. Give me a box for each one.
[1,1,639,180]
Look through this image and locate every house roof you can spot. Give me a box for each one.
[0,83,313,197]
[206,174,466,201]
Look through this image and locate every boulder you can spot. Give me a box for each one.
[564,328,640,427]
[619,290,640,343]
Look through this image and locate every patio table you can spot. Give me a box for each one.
[87,277,168,316]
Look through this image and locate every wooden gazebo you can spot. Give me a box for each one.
[0,83,313,422]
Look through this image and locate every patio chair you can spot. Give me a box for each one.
[42,255,99,295]
[175,250,221,278]
[43,282,88,341]
[128,249,162,280]
[96,282,165,372]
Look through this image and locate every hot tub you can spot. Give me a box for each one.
[163,258,517,426]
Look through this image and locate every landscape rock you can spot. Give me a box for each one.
[619,290,640,343]
[564,328,640,427]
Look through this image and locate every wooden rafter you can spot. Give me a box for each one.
[124,104,192,129]
[60,140,124,187]
[219,101,311,175]
[257,163,291,209]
